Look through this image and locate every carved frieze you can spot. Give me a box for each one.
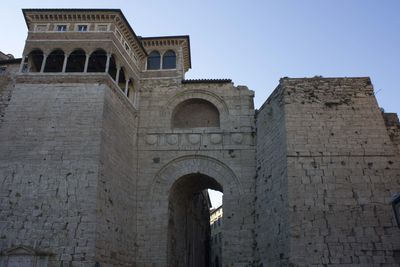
[143,132,253,149]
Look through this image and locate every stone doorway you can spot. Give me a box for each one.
[145,155,243,266]
[167,174,222,267]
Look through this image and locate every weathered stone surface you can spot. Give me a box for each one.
[0,8,399,267]
[255,77,400,266]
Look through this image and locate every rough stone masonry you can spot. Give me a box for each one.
[0,8,399,267]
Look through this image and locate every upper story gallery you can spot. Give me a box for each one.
[17,9,192,108]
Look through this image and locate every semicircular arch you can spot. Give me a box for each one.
[166,90,229,115]
[150,155,242,200]
[165,90,229,129]
[143,154,243,264]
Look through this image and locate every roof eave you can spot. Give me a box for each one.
[21,8,147,57]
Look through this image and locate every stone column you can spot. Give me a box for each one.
[84,54,89,73]
[115,67,120,83]
[124,79,129,96]
[105,53,111,73]
[40,54,47,73]
[18,55,26,73]
[62,55,68,73]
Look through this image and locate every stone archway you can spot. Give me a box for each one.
[167,173,218,267]
[144,155,242,267]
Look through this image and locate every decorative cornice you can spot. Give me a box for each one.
[21,9,147,59]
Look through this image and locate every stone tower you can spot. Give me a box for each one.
[0,8,399,267]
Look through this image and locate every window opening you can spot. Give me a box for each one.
[162,50,176,69]
[124,42,130,53]
[77,25,88,32]
[87,49,107,72]
[43,49,65,72]
[66,49,86,72]
[127,79,135,100]
[147,51,161,70]
[108,55,117,80]
[118,67,126,93]
[36,24,47,32]
[26,49,44,72]
[56,25,67,32]
[97,24,108,31]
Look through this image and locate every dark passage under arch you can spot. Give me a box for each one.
[168,173,222,267]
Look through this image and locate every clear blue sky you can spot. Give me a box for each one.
[1,1,399,207]
[1,1,399,112]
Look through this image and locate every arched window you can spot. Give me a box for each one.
[147,51,160,70]
[66,49,86,72]
[127,79,134,99]
[87,49,107,72]
[108,55,117,80]
[162,50,176,69]
[118,67,126,93]
[172,99,220,128]
[27,49,44,72]
[44,49,65,72]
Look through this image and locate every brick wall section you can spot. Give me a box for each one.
[282,77,400,266]
[255,86,290,266]
[95,85,138,266]
[0,81,105,266]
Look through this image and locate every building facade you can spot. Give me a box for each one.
[0,8,399,267]
[210,206,223,267]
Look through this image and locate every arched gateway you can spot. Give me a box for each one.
[1,8,399,267]
[144,155,243,267]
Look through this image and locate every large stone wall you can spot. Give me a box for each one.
[255,85,290,266]
[95,84,138,266]
[256,77,400,266]
[1,61,399,267]
[0,73,141,266]
[0,79,106,266]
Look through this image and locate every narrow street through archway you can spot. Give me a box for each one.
[167,174,223,267]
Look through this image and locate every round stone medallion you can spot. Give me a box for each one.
[210,134,222,144]
[146,135,158,145]
[166,134,179,145]
[187,134,201,144]
[231,133,243,144]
